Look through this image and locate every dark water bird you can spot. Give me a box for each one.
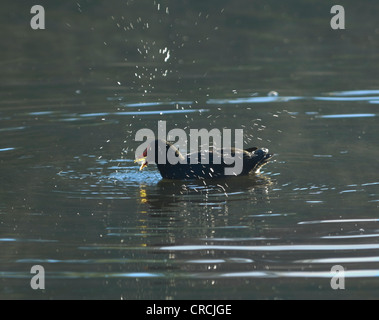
[135,139,273,180]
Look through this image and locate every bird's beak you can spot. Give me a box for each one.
[135,157,148,171]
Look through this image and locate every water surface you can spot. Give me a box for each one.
[1,1,379,299]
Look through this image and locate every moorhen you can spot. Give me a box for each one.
[135,139,273,180]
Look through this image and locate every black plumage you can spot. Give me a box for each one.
[135,139,273,180]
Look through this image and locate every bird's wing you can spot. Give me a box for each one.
[244,147,258,153]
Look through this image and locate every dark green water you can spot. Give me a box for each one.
[1,0,379,299]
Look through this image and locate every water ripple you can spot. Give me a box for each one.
[159,244,379,251]
[298,218,379,225]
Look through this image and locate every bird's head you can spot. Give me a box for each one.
[135,139,178,171]
[134,147,149,171]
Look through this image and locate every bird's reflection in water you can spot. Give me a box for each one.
[133,174,275,260]
[137,173,274,214]
[139,185,148,205]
